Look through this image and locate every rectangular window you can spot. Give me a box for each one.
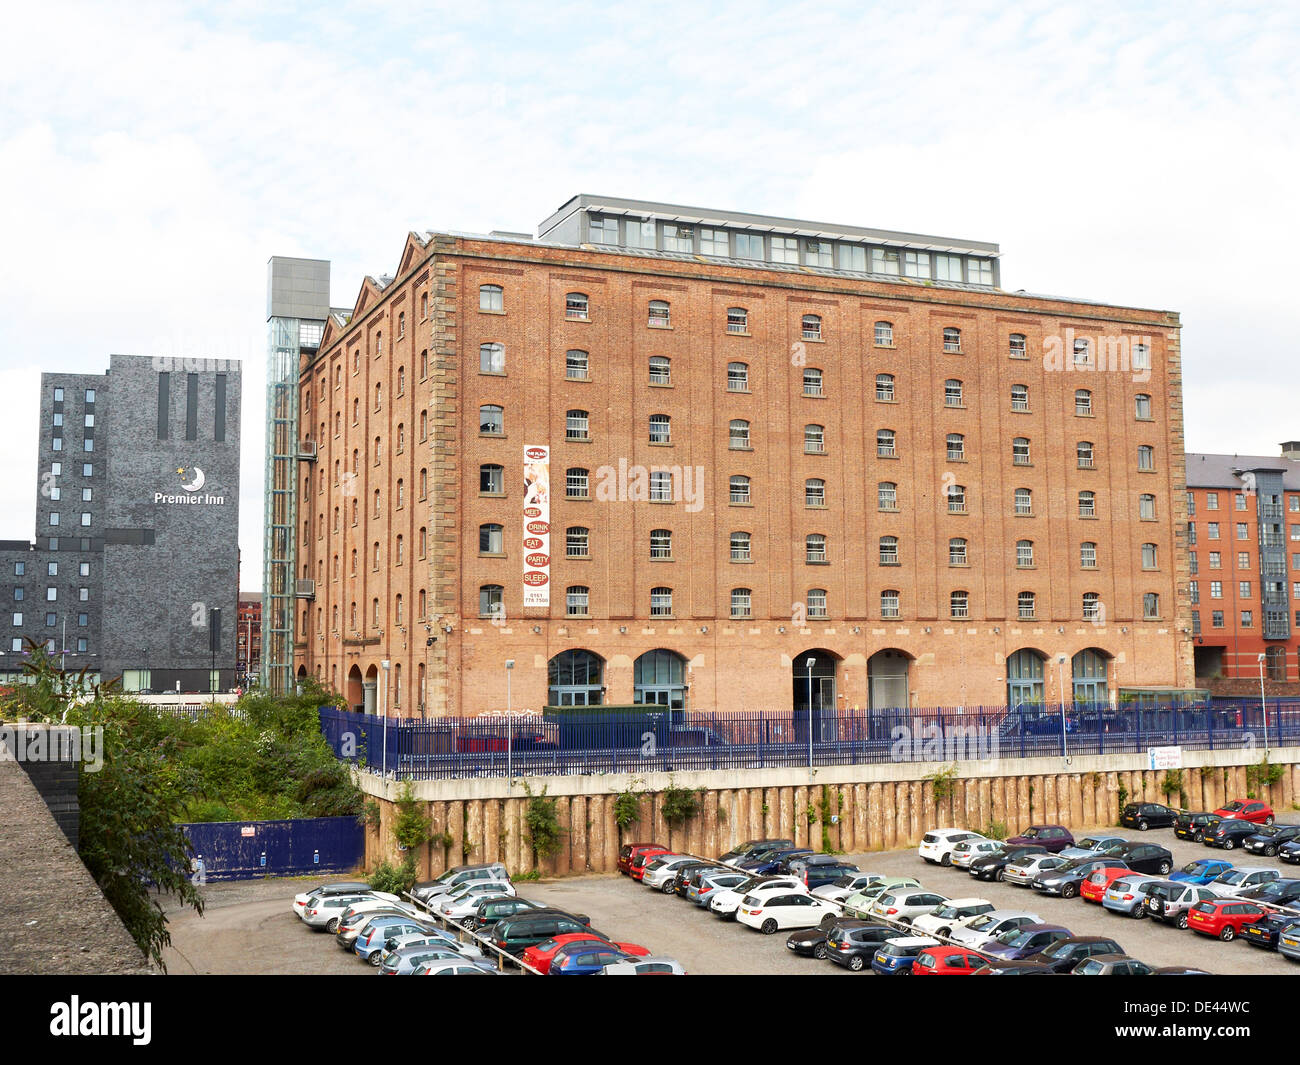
[185,373,198,441]
[902,250,930,278]
[158,373,172,438]
[624,218,655,248]
[1206,492,1219,509]
[934,254,963,281]
[589,216,618,244]
[1212,611,1224,628]
[838,244,867,272]
[734,233,764,259]
[804,240,833,268]
[215,373,227,442]
[870,248,901,275]
[699,228,728,256]
[1241,610,1253,627]
[661,223,693,252]
[1207,523,1220,539]
[770,236,798,264]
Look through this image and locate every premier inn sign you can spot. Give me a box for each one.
[154,465,226,505]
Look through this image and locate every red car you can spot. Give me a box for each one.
[1213,800,1274,826]
[912,946,986,975]
[1080,866,1133,904]
[630,849,675,882]
[618,843,669,876]
[521,933,649,974]
[1186,899,1266,941]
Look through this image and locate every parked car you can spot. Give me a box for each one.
[738,891,838,934]
[1238,878,1300,907]
[918,829,986,866]
[1174,811,1217,843]
[335,905,422,949]
[1205,866,1281,897]
[382,929,480,960]
[952,838,1004,869]
[972,959,1059,975]
[436,880,516,921]
[981,922,1072,961]
[1212,799,1274,825]
[1170,858,1234,886]
[689,870,750,907]
[1079,865,1136,903]
[1059,835,1128,861]
[825,922,903,970]
[1003,853,1070,887]
[869,889,950,925]
[1034,857,1127,899]
[618,843,669,875]
[550,940,651,975]
[1243,824,1300,857]
[1121,802,1178,831]
[970,844,1048,881]
[301,892,397,932]
[411,863,510,904]
[842,877,921,918]
[789,856,861,890]
[599,956,687,975]
[292,881,374,919]
[354,916,440,963]
[1144,881,1220,929]
[675,864,728,898]
[812,872,884,904]
[1204,817,1261,851]
[1242,910,1300,950]
[641,855,707,893]
[1107,841,1174,876]
[1032,935,1127,973]
[491,912,601,959]
[871,935,941,975]
[1277,925,1300,961]
[911,898,995,937]
[785,912,848,959]
[464,896,553,932]
[912,946,986,974]
[1150,966,1214,975]
[1071,953,1155,975]
[737,847,813,874]
[947,909,1044,949]
[717,839,794,865]
[412,959,497,975]
[1101,874,1163,917]
[630,849,676,882]
[520,933,617,974]
[1280,839,1300,865]
[1187,899,1267,941]
[1005,825,1075,853]
[379,943,495,975]
[709,876,807,919]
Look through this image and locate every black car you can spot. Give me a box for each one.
[464,896,551,931]
[1281,839,1300,865]
[1204,818,1259,850]
[786,913,858,959]
[970,844,1047,882]
[491,911,603,958]
[1032,935,1127,973]
[1241,910,1300,949]
[1238,878,1300,907]
[789,856,861,890]
[1121,802,1178,831]
[675,864,728,898]
[718,839,794,865]
[1244,824,1300,857]
[1108,841,1174,875]
[824,922,901,971]
[1174,811,1216,843]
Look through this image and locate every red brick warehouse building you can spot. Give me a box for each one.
[286,194,1194,718]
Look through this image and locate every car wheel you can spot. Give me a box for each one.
[899,917,912,926]
[848,954,865,971]
[1194,831,1204,843]
[1139,820,1149,831]
[369,951,383,967]
[761,919,778,935]
[1223,840,1235,851]
[1177,912,1189,930]
[1267,845,1279,857]
[937,927,951,938]
[1266,815,1276,826]
[1062,883,1078,900]
[1220,925,1235,942]
[996,868,1006,882]
[1158,861,1172,875]
[941,853,953,867]
[814,942,828,960]
[661,881,675,894]
[325,918,339,934]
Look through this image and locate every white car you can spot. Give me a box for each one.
[951,839,1003,869]
[436,880,516,920]
[413,959,497,975]
[919,829,985,866]
[641,856,705,893]
[947,909,1044,949]
[812,873,884,904]
[1205,867,1282,897]
[911,897,996,937]
[870,889,949,925]
[292,881,373,919]
[1002,853,1070,887]
[301,892,398,932]
[737,891,838,934]
[600,956,688,975]
[709,876,806,919]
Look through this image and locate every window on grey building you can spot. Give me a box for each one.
[185,372,198,441]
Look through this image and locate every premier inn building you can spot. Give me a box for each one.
[285,194,1193,718]
[0,354,241,692]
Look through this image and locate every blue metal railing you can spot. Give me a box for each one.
[318,701,1300,780]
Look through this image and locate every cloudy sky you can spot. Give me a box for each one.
[1,1,1296,590]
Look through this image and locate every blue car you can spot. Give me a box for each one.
[738,847,813,874]
[870,936,939,974]
[354,916,438,964]
[1170,858,1233,885]
[549,942,634,975]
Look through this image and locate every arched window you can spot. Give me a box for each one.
[566,467,589,498]
[946,433,965,461]
[943,326,962,352]
[374,382,382,410]
[1009,333,1027,358]
[397,312,405,338]
[480,342,505,374]
[396,366,405,395]
[650,529,673,559]
[878,482,898,511]
[880,536,899,565]
[1079,490,1096,516]
[395,479,404,508]
[876,429,896,457]
[1135,394,1152,419]
[1083,592,1101,620]
[727,307,747,333]
[730,419,751,449]
[418,527,426,558]
[565,292,588,320]
[874,321,893,346]
[633,649,686,708]
[479,284,503,312]
[947,538,966,566]
[419,350,427,378]
[875,374,895,401]
[731,588,752,618]
[727,362,749,391]
[880,589,900,619]
[374,436,382,465]
[805,479,825,507]
[352,398,359,424]
[804,424,824,453]
[419,411,427,440]
[950,591,969,619]
[1014,487,1032,515]
[650,586,673,616]
[566,585,590,617]
[1012,437,1031,465]
[548,649,604,706]
[566,410,589,440]
[1007,649,1045,706]
[806,534,827,563]
[419,468,427,498]
[564,349,588,380]
[947,484,967,513]
[944,379,963,406]
[803,368,824,396]
[648,300,671,327]
[801,314,822,340]
[649,414,671,444]
[1011,384,1029,411]
[566,526,589,558]
[649,356,670,385]
[479,523,503,554]
[730,531,751,561]
[480,404,504,435]
[1075,389,1092,415]
[1017,591,1036,619]
[478,584,504,619]
[396,424,405,452]
[729,475,751,504]
[1016,539,1034,567]
[1072,648,1109,703]
[480,463,504,494]
[372,489,381,518]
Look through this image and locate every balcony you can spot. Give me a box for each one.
[297,440,318,462]
[295,579,316,600]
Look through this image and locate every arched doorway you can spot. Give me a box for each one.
[363,664,378,715]
[1006,648,1047,711]
[547,649,604,706]
[793,649,839,741]
[868,649,911,711]
[633,649,687,709]
[1071,648,1110,706]
[347,665,363,712]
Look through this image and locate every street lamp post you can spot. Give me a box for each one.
[805,656,816,771]
[505,659,515,783]
[1258,653,1270,751]
[1057,654,1069,761]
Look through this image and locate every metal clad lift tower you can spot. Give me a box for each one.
[264,257,330,694]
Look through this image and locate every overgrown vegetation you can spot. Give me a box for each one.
[1246,756,1284,800]
[660,778,702,825]
[927,764,960,808]
[983,820,1008,840]
[1116,783,1129,826]
[1160,769,1186,808]
[522,781,564,859]
[613,780,643,831]
[365,782,431,895]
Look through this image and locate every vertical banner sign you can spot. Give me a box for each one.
[523,446,551,607]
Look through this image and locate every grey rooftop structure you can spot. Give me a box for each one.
[1185,447,1300,491]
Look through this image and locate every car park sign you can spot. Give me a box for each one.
[1148,746,1183,770]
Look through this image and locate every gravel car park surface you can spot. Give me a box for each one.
[160,828,1300,975]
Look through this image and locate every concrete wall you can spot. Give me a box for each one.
[358,747,1300,878]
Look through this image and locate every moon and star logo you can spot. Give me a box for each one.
[178,466,206,492]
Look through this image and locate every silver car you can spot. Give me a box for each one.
[600,955,687,975]
[1144,880,1219,929]
[1101,874,1163,917]
[378,944,495,975]
[947,909,1043,949]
